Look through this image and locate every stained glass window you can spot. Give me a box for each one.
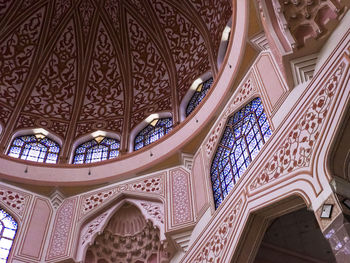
[0,209,17,263]
[134,118,173,151]
[211,97,272,208]
[7,135,60,163]
[73,136,120,164]
[186,77,213,116]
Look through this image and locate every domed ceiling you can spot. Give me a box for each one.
[0,0,231,159]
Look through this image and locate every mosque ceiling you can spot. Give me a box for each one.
[0,0,232,157]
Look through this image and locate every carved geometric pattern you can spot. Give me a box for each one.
[291,53,318,86]
[250,31,270,51]
[127,14,172,128]
[191,198,243,263]
[47,198,77,260]
[80,22,124,121]
[85,218,170,263]
[170,168,193,226]
[250,62,346,191]
[205,75,258,157]
[24,20,77,120]
[81,175,164,216]
[0,7,44,107]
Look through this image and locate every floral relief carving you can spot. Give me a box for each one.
[81,176,164,216]
[170,169,192,226]
[78,0,95,41]
[130,177,163,194]
[81,212,109,246]
[104,0,121,34]
[82,189,116,214]
[0,7,44,107]
[0,0,12,21]
[250,62,345,190]
[24,20,77,120]
[47,198,77,259]
[192,198,243,263]
[140,202,164,224]
[0,105,11,125]
[0,188,28,217]
[205,76,257,157]
[189,0,232,57]
[49,0,72,35]
[15,114,36,129]
[127,14,172,128]
[151,0,209,90]
[80,22,124,121]
[129,0,151,25]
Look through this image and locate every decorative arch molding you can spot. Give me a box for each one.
[179,71,213,122]
[5,128,63,155]
[75,197,167,262]
[181,29,350,262]
[128,112,173,152]
[217,17,232,70]
[69,130,121,164]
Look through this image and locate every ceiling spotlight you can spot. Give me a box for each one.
[320,204,333,219]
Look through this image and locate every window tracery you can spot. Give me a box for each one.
[0,208,17,263]
[73,136,120,164]
[134,118,173,151]
[8,134,60,163]
[186,77,214,117]
[211,97,272,208]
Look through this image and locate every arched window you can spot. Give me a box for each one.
[0,208,18,262]
[211,98,272,208]
[73,136,120,164]
[134,118,173,151]
[186,77,213,117]
[7,134,60,163]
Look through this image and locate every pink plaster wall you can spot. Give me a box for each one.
[19,198,51,260]
[192,151,208,217]
[255,53,287,115]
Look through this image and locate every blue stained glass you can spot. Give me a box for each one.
[0,209,17,262]
[73,137,120,164]
[8,135,60,163]
[134,118,173,151]
[186,77,213,117]
[210,97,272,209]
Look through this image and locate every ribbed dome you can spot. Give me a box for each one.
[106,203,146,236]
[0,0,232,159]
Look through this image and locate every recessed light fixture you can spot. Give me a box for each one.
[343,199,350,210]
[320,204,333,219]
